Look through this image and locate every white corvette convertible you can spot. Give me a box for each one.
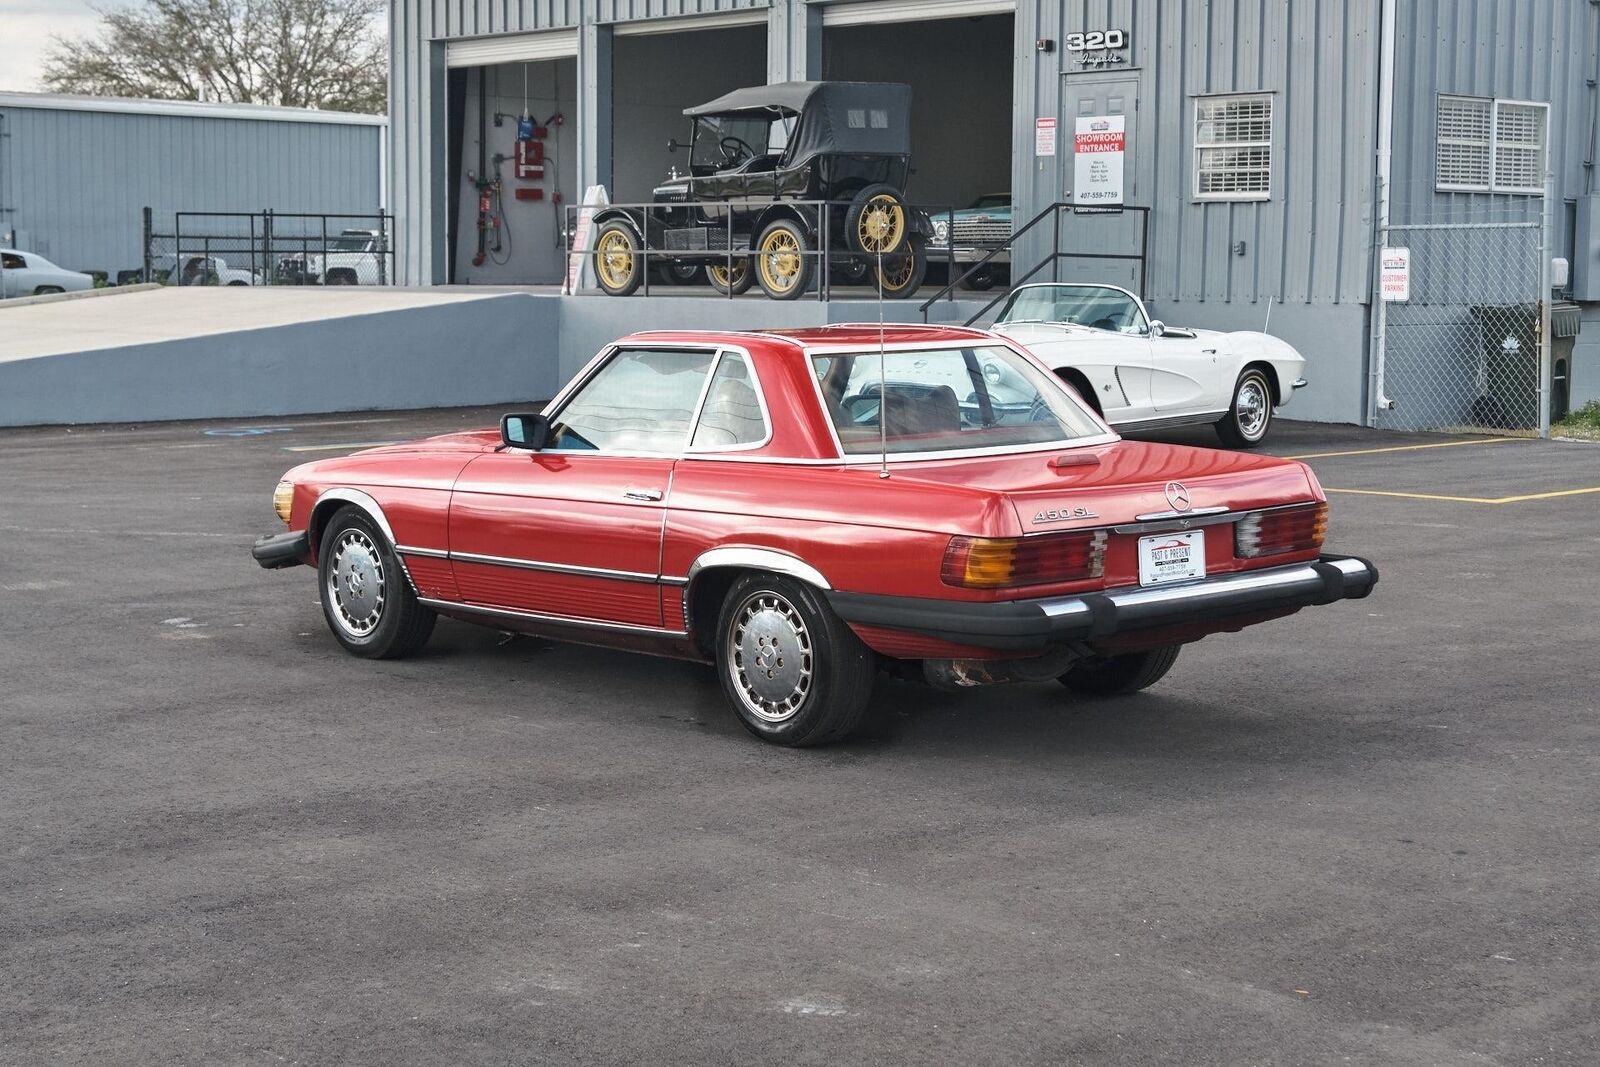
[992,283,1307,447]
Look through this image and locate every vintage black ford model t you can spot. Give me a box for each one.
[589,81,932,300]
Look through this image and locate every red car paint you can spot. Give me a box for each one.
[268,325,1350,663]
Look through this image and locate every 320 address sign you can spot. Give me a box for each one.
[1065,30,1127,51]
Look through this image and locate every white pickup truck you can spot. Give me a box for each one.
[168,254,261,286]
[278,229,388,285]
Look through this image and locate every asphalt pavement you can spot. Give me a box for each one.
[2,411,1596,1065]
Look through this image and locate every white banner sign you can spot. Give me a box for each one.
[1380,246,1410,302]
[1072,114,1125,206]
[564,184,609,294]
[1035,117,1057,157]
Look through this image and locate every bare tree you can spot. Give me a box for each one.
[42,0,387,114]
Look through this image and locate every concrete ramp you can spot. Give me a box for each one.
[0,286,992,427]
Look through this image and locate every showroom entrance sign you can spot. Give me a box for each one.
[1072,114,1125,205]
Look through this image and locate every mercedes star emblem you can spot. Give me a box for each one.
[1165,481,1192,512]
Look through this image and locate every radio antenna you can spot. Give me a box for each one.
[1263,293,1274,334]
[877,247,890,479]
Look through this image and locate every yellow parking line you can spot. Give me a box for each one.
[282,441,399,453]
[1327,486,1600,505]
[1285,437,1524,460]
[1325,488,1499,504]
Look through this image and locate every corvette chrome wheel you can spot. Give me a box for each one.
[327,528,385,637]
[1235,377,1270,439]
[1217,368,1274,448]
[727,590,814,722]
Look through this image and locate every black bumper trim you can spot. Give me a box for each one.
[252,530,311,569]
[827,553,1379,652]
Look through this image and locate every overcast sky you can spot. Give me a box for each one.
[1,0,102,91]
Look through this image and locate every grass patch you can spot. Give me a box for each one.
[1554,400,1600,441]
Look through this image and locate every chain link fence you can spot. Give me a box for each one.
[1373,217,1546,435]
[141,208,393,287]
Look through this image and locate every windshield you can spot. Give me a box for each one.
[691,109,796,171]
[969,195,1010,210]
[995,285,1149,335]
[812,345,1105,456]
[329,234,374,251]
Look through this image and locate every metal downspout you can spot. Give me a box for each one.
[1368,0,1398,423]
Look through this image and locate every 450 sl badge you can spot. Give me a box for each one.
[1033,506,1100,524]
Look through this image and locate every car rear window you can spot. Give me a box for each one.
[811,345,1105,456]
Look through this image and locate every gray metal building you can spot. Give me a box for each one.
[0,93,386,281]
[388,0,1596,426]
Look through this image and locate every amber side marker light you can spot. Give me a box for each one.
[273,480,295,524]
[942,530,1108,588]
[1235,502,1328,558]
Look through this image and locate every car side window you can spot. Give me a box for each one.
[549,347,716,454]
[1,253,24,270]
[690,353,768,450]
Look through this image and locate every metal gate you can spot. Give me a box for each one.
[1372,218,1548,435]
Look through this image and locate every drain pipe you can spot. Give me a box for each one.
[1368,0,1398,421]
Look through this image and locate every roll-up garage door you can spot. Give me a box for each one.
[820,0,1013,28]
[444,29,579,68]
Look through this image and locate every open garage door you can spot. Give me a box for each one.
[610,24,768,205]
[821,6,1015,288]
[447,57,577,285]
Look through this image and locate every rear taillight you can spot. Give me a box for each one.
[942,530,1108,588]
[1235,502,1328,558]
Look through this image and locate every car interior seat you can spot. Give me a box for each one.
[882,384,960,439]
[693,365,764,447]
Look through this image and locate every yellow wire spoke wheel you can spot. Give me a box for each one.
[857,195,906,255]
[707,259,751,295]
[593,228,637,292]
[758,229,802,293]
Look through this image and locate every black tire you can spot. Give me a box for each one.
[959,266,997,292]
[705,257,753,296]
[325,270,356,286]
[33,286,64,295]
[658,260,701,286]
[1058,644,1182,697]
[715,574,877,746]
[592,220,644,297]
[872,236,928,300]
[317,506,435,659]
[753,219,815,301]
[1215,367,1275,448]
[831,256,870,285]
[845,183,910,256]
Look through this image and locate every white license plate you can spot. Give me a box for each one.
[1138,530,1206,586]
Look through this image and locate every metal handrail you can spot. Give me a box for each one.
[918,203,1151,326]
[563,197,963,301]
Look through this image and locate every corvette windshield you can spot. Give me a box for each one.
[995,285,1148,335]
[812,346,1104,456]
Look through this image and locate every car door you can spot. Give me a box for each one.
[1149,328,1226,414]
[445,345,719,629]
[0,252,24,297]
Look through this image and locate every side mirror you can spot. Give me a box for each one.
[667,137,682,154]
[1148,320,1165,337]
[500,413,551,450]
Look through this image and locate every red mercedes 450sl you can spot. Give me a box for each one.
[253,324,1377,746]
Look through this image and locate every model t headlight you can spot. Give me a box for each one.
[273,480,294,524]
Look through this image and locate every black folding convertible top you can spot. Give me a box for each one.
[683,81,912,161]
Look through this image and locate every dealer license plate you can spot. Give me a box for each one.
[1138,530,1206,586]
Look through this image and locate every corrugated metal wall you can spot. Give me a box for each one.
[1014,0,1378,308]
[0,104,383,277]
[1391,0,1593,226]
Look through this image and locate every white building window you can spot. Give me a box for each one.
[1436,95,1547,194]
[1193,94,1273,201]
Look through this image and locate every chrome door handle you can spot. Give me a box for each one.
[624,488,663,502]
